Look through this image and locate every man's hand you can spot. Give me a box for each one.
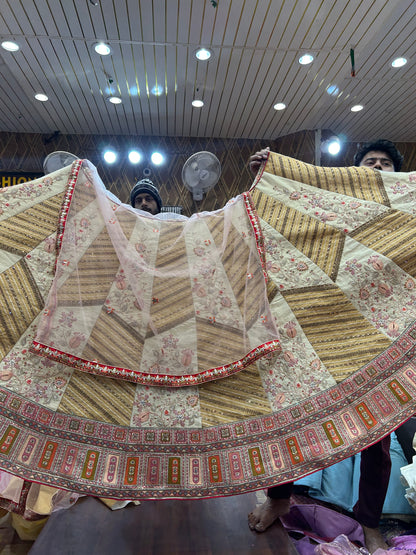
[249,147,270,175]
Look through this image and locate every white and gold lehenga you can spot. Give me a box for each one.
[1,151,416,511]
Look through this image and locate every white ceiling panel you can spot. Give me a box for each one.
[0,0,414,141]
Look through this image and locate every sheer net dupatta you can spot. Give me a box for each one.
[32,161,281,387]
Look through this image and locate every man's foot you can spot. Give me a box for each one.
[248,496,290,532]
[362,525,388,554]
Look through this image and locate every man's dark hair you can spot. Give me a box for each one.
[353,139,404,171]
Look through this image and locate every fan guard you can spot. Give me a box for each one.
[43,151,79,174]
[182,151,221,201]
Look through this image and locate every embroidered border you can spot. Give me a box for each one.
[2,324,416,499]
[30,339,281,387]
[242,191,267,280]
[56,159,83,254]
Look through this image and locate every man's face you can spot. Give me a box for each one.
[359,150,395,172]
[134,192,159,215]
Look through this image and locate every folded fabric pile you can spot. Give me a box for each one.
[400,433,416,513]
[315,534,416,554]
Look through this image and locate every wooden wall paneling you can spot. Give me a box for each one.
[0,132,414,217]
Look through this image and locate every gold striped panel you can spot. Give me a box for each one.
[82,309,144,369]
[252,188,344,282]
[204,210,264,329]
[196,318,248,370]
[351,210,416,278]
[267,278,278,303]
[70,177,99,212]
[58,371,136,425]
[265,152,389,205]
[148,223,194,334]
[0,259,43,360]
[115,209,136,242]
[0,193,64,256]
[199,362,271,427]
[282,285,392,382]
[57,228,121,305]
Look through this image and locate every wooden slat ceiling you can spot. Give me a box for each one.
[0,0,415,142]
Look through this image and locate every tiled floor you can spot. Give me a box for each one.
[29,493,299,555]
[0,491,414,554]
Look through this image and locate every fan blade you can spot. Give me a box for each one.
[198,169,210,181]
[183,167,201,189]
[195,155,215,170]
[202,171,220,187]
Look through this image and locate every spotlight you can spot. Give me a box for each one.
[351,105,363,112]
[103,150,117,164]
[192,100,204,107]
[327,139,341,155]
[151,152,164,165]
[273,103,286,111]
[128,150,142,164]
[323,136,341,156]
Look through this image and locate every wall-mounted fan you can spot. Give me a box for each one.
[43,151,79,174]
[182,151,221,201]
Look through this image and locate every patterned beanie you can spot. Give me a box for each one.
[130,178,162,212]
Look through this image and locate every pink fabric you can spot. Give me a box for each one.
[280,504,365,546]
[314,535,368,554]
[315,536,416,555]
[390,535,416,550]
[32,161,280,387]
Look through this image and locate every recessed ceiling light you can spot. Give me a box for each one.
[273,103,286,111]
[351,104,363,112]
[34,93,48,102]
[195,48,212,61]
[391,57,407,68]
[1,40,19,52]
[94,42,112,56]
[107,96,122,104]
[192,99,204,107]
[151,85,164,96]
[299,54,314,65]
[326,84,339,96]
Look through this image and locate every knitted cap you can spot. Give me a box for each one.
[130,178,162,212]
